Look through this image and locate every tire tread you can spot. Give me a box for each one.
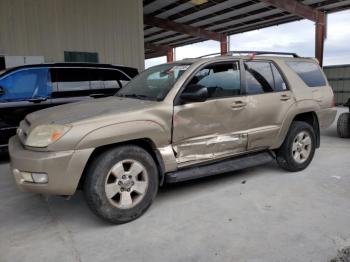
[337,112,350,138]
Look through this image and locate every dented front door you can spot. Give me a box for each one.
[171,61,248,166]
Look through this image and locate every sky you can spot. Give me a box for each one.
[145,9,350,68]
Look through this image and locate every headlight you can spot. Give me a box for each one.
[25,124,71,148]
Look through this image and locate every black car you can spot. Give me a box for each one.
[0,63,138,149]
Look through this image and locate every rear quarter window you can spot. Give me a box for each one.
[286,61,326,87]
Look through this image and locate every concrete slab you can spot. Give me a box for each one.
[1,108,350,262]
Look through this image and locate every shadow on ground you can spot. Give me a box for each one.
[45,161,280,228]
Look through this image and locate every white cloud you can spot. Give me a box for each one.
[145,10,350,68]
[145,56,166,69]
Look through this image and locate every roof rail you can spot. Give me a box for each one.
[198,51,299,58]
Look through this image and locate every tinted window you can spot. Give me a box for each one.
[52,68,91,92]
[271,64,287,91]
[0,68,50,101]
[286,61,326,87]
[245,62,274,94]
[244,61,287,94]
[187,62,241,99]
[120,80,128,87]
[99,69,125,89]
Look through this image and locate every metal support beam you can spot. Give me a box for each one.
[144,42,174,62]
[220,35,228,55]
[315,13,326,67]
[145,51,167,60]
[167,48,174,63]
[259,0,323,22]
[144,15,222,41]
[145,42,170,59]
[260,0,326,66]
[145,42,169,52]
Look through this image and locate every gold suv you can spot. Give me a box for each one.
[9,52,337,224]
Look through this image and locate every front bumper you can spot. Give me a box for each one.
[9,136,93,195]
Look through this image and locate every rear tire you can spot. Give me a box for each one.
[276,121,316,172]
[337,112,350,138]
[84,145,158,224]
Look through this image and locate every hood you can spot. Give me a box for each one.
[26,97,157,126]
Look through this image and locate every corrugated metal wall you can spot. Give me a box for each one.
[324,65,350,105]
[0,0,145,71]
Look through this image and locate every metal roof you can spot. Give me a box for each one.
[144,0,350,58]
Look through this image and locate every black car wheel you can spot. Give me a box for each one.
[337,112,350,138]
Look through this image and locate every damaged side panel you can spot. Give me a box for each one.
[172,98,249,166]
[173,133,248,165]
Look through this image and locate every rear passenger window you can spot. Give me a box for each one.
[245,62,274,94]
[271,64,287,91]
[99,69,124,90]
[286,61,326,87]
[244,61,287,94]
[51,68,91,92]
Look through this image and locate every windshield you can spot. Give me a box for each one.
[117,63,190,101]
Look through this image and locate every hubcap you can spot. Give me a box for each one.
[292,131,312,164]
[105,159,148,209]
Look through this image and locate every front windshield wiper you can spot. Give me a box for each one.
[116,93,159,101]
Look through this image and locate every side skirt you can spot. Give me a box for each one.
[165,151,274,183]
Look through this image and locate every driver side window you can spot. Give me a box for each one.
[0,68,50,101]
[185,61,241,99]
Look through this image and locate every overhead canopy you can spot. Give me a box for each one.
[144,0,350,62]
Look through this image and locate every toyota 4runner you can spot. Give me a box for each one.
[9,52,337,224]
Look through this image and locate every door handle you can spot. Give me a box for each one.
[280,94,291,101]
[231,100,247,109]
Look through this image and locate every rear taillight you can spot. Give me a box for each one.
[332,95,336,107]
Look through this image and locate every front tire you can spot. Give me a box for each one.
[337,112,350,138]
[276,121,316,172]
[84,145,159,224]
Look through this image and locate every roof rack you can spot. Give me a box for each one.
[198,51,300,58]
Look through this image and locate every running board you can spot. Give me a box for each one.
[165,151,274,183]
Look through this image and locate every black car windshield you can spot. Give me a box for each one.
[116,63,190,101]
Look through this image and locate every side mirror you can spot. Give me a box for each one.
[180,84,208,103]
[0,86,4,96]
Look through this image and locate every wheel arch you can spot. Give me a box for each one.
[292,112,320,148]
[273,110,320,149]
[78,138,167,190]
